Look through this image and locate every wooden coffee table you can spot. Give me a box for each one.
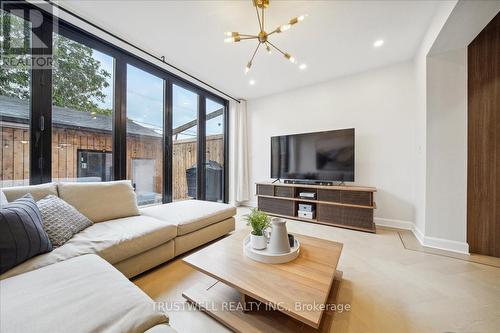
[182,230,343,333]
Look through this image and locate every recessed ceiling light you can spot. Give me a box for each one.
[299,64,307,70]
[373,39,384,48]
[249,79,256,85]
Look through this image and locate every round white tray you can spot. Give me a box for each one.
[243,235,300,264]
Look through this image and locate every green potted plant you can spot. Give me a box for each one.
[244,208,271,250]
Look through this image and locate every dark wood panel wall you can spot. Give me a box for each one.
[467,12,500,257]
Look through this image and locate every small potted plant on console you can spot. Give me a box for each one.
[244,208,271,250]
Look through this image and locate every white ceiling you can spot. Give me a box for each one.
[61,0,442,100]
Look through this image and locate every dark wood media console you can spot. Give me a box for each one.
[256,182,377,233]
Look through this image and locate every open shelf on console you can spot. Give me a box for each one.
[257,194,375,209]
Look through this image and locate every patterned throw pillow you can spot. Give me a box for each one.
[37,195,92,248]
[0,194,52,274]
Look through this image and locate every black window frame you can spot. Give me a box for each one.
[2,2,229,203]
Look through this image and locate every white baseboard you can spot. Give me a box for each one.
[411,225,469,255]
[229,201,250,207]
[242,203,470,255]
[412,225,425,245]
[421,235,469,255]
[374,217,413,230]
[243,200,257,208]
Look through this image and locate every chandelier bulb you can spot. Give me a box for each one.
[224,36,241,43]
[245,62,252,74]
[278,24,291,33]
[289,14,307,26]
[284,53,296,63]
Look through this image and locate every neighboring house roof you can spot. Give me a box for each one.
[0,95,161,138]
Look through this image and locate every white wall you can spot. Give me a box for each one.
[412,0,498,253]
[245,0,498,253]
[247,62,416,227]
[412,1,458,238]
[425,48,468,251]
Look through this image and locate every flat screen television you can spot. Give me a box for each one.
[271,128,355,182]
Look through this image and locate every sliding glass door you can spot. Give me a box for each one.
[0,2,229,203]
[0,9,31,188]
[205,98,225,202]
[51,32,115,183]
[172,84,199,201]
[126,64,164,206]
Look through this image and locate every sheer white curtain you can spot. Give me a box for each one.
[229,99,250,205]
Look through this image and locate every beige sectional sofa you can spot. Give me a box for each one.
[1,254,175,333]
[0,181,236,333]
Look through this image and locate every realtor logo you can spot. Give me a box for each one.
[1,1,58,69]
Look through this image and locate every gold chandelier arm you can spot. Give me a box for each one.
[266,41,286,56]
[268,15,305,36]
[267,25,281,36]
[262,6,265,30]
[240,36,259,41]
[254,1,262,31]
[249,42,261,64]
[239,34,259,38]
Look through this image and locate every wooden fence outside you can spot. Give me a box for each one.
[0,124,224,201]
[172,135,224,200]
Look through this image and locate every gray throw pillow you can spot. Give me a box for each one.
[37,195,92,248]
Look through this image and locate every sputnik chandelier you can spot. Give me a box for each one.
[224,0,306,73]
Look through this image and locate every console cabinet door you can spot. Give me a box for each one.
[256,184,274,196]
[274,186,294,198]
[258,197,295,216]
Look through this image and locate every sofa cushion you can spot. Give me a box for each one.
[140,200,236,236]
[174,217,235,256]
[0,215,177,280]
[37,195,92,247]
[0,254,169,333]
[115,241,175,278]
[1,182,58,202]
[0,194,52,274]
[58,180,140,222]
[79,215,177,264]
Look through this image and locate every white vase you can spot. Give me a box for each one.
[250,233,267,250]
[268,218,291,254]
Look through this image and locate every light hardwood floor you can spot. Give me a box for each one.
[133,207,500,333]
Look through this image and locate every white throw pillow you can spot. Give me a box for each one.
[37,195,92,248]
[1,183,58,202]
[0,191,8,207]
[57,180,140,223]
